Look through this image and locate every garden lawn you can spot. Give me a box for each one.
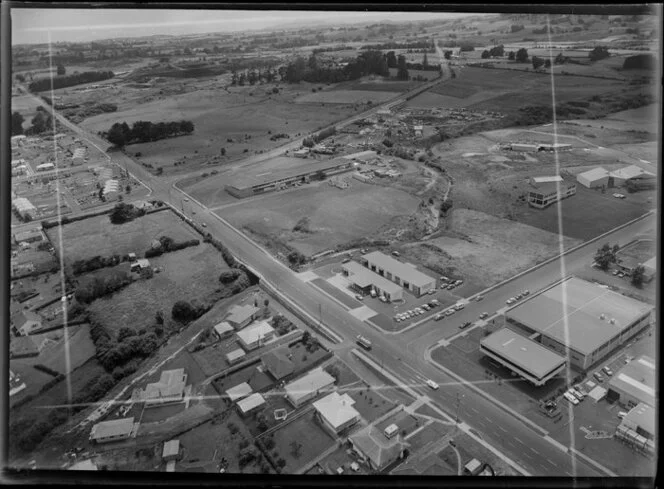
[348,382,397,422]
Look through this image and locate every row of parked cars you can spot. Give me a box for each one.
[433,302,466,321]
[440,276,464,290]
[564,366,614,406]
[505,289,530,305]
[394,299,441,321]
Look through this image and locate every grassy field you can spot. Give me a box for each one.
[295,89,395,105]
[217,179,420,257]
[86,243,228,336]
[40,324,96,375]
[348,383,397,423]
[79,82,358,173]
[268,411,336,473]
[11,94,42,129]
[428,66,627,114]
[47,209,200,265]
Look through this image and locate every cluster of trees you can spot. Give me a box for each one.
[28,70,114,92]
[218,268,251,293]
[171,300,207,324]
[109,202,146,224]
[11,407,69,453]
[301,331,320,353]
[25,110,55,135]
[312,45,351,54]
[105,119,194,147]
[287,250,307,268]
[514,48,529,63]
[589,46,610,62]
[481,45,505,59]
[11,111,24,135]
[302,126,336,148]
[594,243,620,271]
[144,236,200,258]
[623,54,656,70]
[90,319,159,372]
[231,68,278,86]
[71,254,127,276]
[272,315,295,336]
[74,269,133,304]
[203,235,237,268]
[511,24,525,33]
[532,56,552,70]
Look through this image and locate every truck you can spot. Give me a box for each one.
[356,335,372,350]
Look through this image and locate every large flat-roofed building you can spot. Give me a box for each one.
[606,356,655,409]
[225,157,354,198]
[285,368,335,407]
[359,251,436,297]
[527,180,576,209]
[480,327,567,386]
[89,417,136,444]
[504,277,653,371]
[342,260,403,302]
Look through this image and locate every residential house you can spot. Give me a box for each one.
[226,304,260,330]
[261,346,295,380]
[236,321,275,351]
[89,417,136,444]
[11,310,43,336]
[313,391,361,435]
[284,368,335,407]
[349,425,409,472]
[140,369,188,408]
[237,393,266,416]
[214,321,234,340]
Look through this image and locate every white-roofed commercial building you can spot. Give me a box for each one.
[89,417,136,444]
[285,368,335,407]
[359,251,436,297]
[527,180,577,209]
[237,393,266,415]
[12,197,37,220]
[480,327,567,386]
[313,391,361,434]
[610,165,656,187]
[576,167,610,188]
[615,403,655,455]
[504,277,653,371]
[342,260,403,302]
[236,320,275,351]
[607,356,655,409]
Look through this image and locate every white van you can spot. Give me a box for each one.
[563,392,579,405]
[384,423,399,439]
[370,289,377,298]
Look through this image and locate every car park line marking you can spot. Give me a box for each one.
[514,437,523,444]
[497,426,507,433]
[531,448,540,455]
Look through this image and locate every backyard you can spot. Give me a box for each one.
[348,382,398,423]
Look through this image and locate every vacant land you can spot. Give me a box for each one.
[218,180,420,256]
[87,243,228,336]
[79,83,357,172]
[40,324,96,375]
[348,383,397,422]
[47,210,200,265]
[268,411,336,473]
[11,94,43,129]
[428,67,629,115]
[295,89,395,105]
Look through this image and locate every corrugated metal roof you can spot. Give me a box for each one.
[342,261,401,293]
[90,417,134,440]
[285,368,335,404]
[237,393,266,413]
[237,321,274,345]
[226,382,253,402]
[313,392,360,429]
[622,403,655,436]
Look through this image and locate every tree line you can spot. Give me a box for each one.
[28,70,114,92]
[361,40,434,51]
[104,120,194,147]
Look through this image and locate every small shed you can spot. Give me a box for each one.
[162,440,180,462]
[464,458,483,476]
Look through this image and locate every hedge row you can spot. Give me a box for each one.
[33,364,61,377]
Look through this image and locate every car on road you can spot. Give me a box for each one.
[593,372,604,383]
[445,309,455,317]
[356,335,372,350]
[426,379,439,390]
[434,313,444,321]
[522,290,530,296]
[479,312,489,320]
[602,366,613,376]
[475,295,484,302]
[506,298,516,305]
[459,321,472,330]
[355,294,364,300]
[201,223,207,227]
[454,303,465,311]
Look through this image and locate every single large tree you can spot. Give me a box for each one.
[396,54,409,80]
[589,46,610,62]
[594,243,617,271]
[56,64,66,76]
[631,265,645,288]
[515,47,529,63]
[532,56,545,70]
[11,111,24,135]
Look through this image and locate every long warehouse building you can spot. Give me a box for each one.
[503,277,653,371]
[225,157,355,199]
[359,251,436,297]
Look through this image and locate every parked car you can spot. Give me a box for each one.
[426,379,439,390]
[428,289,436,295]
[431,299,440,306]
[434,313,444,321]
[475,295,484,301]
[440,276,449,283]
[355,294,364,300]
[613,193,625,199]
[392,251,400,257]
[422,304,430,311]
[343,258,352,264]
[445,309,455,317]
[379,296,387,303]
[617,411,628,419]
[459,321,472,330]
[447,284,455,290]
[360,249,368,254]
[570,389,585,401]
[183,198,189,202]
[515,294,523,300]
[440,284,448,289]
[506,298,516,305]
[201,223,207,227]
[455,280,463,286]
[479,312,489,320]
[395,317,402,322]
[617,272,625,278]
[563,392,579,405]
[612,270,619,276]
[602,366,613,376]
[593,372,604,383]
[455,303,465,311]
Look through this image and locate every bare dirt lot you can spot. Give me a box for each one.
[403,209,582,289]
[47,209,200,265]
[217,179,420,256]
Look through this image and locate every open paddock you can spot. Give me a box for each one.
[86,243,229,336]
[47,209,200,264]
[295,89,395,105]
[217,180,420,257]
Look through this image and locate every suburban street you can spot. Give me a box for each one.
[22,81,658,477]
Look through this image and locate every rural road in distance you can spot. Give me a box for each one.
[25,78,656,477]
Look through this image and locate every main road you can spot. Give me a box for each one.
[22,78,656,477]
